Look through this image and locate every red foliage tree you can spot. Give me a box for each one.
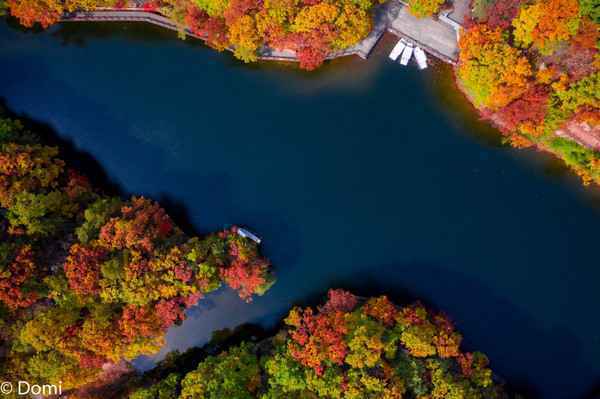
[64,244,107,295]
[286,306,348,375]
[362,296,398,326]
[119,305,164,341]
[142,1,159,12]
[494,85,550,132]
[154,298,186,329]
[224,0,261,26]
[485,0,524,29]
[558,19,600,81]
[280,25,335,71]
[7,0,62,28]
[78,353,108,369]
[320,289,358,314]
[185,6,229,51]
[432,315,463,358]
[99,197,175,253]
[458,352,475,377]
[204,17,230,50]
[0,245,38,309]
[297,46,328,71]
[220,259,270,301]
[183,291,204,307]
[398,302,428,325]
[65,169,93,200]
[185,5,209,35]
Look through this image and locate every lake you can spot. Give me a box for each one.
[1,18,600,399]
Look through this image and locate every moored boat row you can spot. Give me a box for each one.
[389,38,428,70]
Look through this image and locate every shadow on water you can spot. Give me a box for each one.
[96,323,273,397]
[424,62,600,213]
[0,99,212,238]
[2,14,46,34]
[0,98,123,196]
[314,260,599,399]
[156,193,200,237]
[424,62,505,148]
[51,19,385,87]
[51,21,189,47]
[583,383,600,399]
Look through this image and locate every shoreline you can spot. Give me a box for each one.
[451,65,600,187]
[60,1,461,66]
[60,8,381,63]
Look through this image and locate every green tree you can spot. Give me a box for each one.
[180,342,260,399]
[76,197,122,244]
[408,0,445,18]
[579,0,600,23]
[7,191,78,236]
[0,1,7,16]
[129,373,181,399]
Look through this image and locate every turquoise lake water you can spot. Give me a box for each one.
[1,19,600,398]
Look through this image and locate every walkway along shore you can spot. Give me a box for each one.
[61,0,465,65]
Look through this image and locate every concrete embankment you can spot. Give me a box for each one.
[62,0,464,65]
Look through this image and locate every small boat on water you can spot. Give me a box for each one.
[388,39,406,61]
[413,47,428,70]
[236,227,262,244]
[399,42,414,66]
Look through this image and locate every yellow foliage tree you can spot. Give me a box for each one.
[229,15,260,62]
[332,1,372,50]
[458,25,532,110]
[291,2,338,33]
[408,0,445,18]
[513,0,581,54]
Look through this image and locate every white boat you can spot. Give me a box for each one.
[237,227,262,244]
[414,47,428,70]
[399,43,414,66]
[388,39,406,61]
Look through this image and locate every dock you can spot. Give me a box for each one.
[386,0,461,64]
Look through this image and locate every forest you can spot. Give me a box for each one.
[0,115,274,392]
[457,0,600,185]
[121,290,516,399]
[5,0,385,70]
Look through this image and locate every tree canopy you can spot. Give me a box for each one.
[0,116,274,390]
[6,0,383,70]
[458,0,600,186]
[126,290,514,399]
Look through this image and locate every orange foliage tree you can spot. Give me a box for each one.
[64,244,107,296]
[457,24,532,110]
[7,0,63,28]
[512,0,581,54]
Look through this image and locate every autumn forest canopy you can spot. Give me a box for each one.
[5,0,384,70]
[0,116,274,391]
[123,290,515,399]
[458,0,600,185]
[1,0,600,396]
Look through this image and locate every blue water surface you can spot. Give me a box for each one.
[1,19,599,398]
